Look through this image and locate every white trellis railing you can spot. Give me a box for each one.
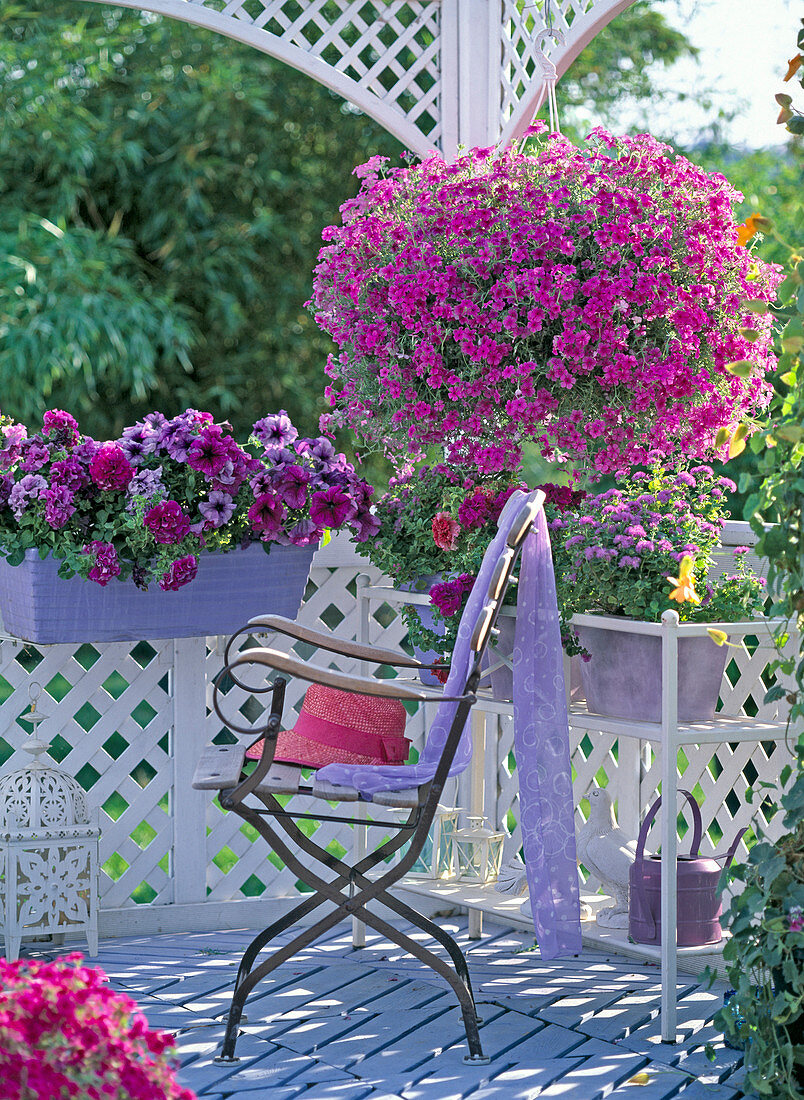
[0,525,796,943]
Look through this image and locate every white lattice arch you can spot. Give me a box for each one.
[77,0,634,159]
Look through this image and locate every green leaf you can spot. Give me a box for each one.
[5,548,25,567]
[781,317,804,354]
[787,116,804,136]
[725,360,755,378]
[741,299,770,314]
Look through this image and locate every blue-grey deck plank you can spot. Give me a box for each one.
[29,918,739,1100]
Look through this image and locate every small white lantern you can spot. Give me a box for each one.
[452,815,505,884]
[410,805,461,879]
[0,684,99,960]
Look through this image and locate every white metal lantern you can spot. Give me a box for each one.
[410,805,461,880]
[0,685,99,960]
[452,815,505,884]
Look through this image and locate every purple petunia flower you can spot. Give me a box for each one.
[89,444,134,491]
[187,427,230,478]
[42,409,79,446]
[350,508,381,541]
[9,474,46,518]
[126,467,165,511]
[287,518,321,547]
[82,540,121,586]
[248,492,285,537]
[252,411,298,453]
[274,466,310,510]
[0,473,12,508]
[309,487,355,529]
[50,457,87,492]
[20,440,51,473]
[44,485,76,529]
[199,491,235,529]
[0,422,27,470]
[119,423,160,464]
[429,574,476,617]
[159,554,198,591]
[144,499,191,544]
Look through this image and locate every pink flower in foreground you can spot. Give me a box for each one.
[432,511,461,550]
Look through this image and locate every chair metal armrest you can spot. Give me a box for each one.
[226,645,471,704]
[229,614,426,670]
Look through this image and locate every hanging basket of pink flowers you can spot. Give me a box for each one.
[311,127,782,476]
[0,407,377,643]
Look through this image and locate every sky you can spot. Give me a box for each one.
[608,0,799,148]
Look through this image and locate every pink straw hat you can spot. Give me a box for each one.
[246,683,411,769]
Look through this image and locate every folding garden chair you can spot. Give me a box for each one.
[192,489,545,1065]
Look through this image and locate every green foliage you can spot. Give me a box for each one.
[353,464,526,656]
[0,1,402,441]
[717,23,804,1096]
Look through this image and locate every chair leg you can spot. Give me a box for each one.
[376,890,477,1005]
[345,901,489,1064]
[217,798,489,1063]
[232,892,325,992]
[259,814,489,1061]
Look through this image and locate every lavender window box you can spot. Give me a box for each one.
[0,543,316,644]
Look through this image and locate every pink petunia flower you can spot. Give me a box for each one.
[432,511,461,550]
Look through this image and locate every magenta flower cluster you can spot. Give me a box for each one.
[0,954,194,1100]
[429,573,476,617]
[312,128,782,474]
[0,407,377,592]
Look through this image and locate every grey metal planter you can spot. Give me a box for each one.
[0,543,316,644]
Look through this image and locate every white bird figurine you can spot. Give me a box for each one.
[577,787,638,929]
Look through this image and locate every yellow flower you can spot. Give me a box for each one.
[667,555,701,605]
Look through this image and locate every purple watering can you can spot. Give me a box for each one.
[629,789,745,948]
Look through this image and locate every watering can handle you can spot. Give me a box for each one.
[632,789,702,941]
[634,789,703,864]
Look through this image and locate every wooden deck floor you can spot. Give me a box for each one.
[29,918,749,1099]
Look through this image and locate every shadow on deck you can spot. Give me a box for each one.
[28,918,747,1099]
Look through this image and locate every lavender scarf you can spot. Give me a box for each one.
[318,497,581,958]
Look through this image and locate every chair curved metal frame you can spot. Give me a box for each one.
[193,490,545,1066]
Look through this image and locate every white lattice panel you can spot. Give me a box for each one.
[0,639,173,909]
[0,522,793,936]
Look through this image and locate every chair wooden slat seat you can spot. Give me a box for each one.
[192,743,247,790]
[311,776,361,801]
[372,787,422,809]
[254,762,303,797]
